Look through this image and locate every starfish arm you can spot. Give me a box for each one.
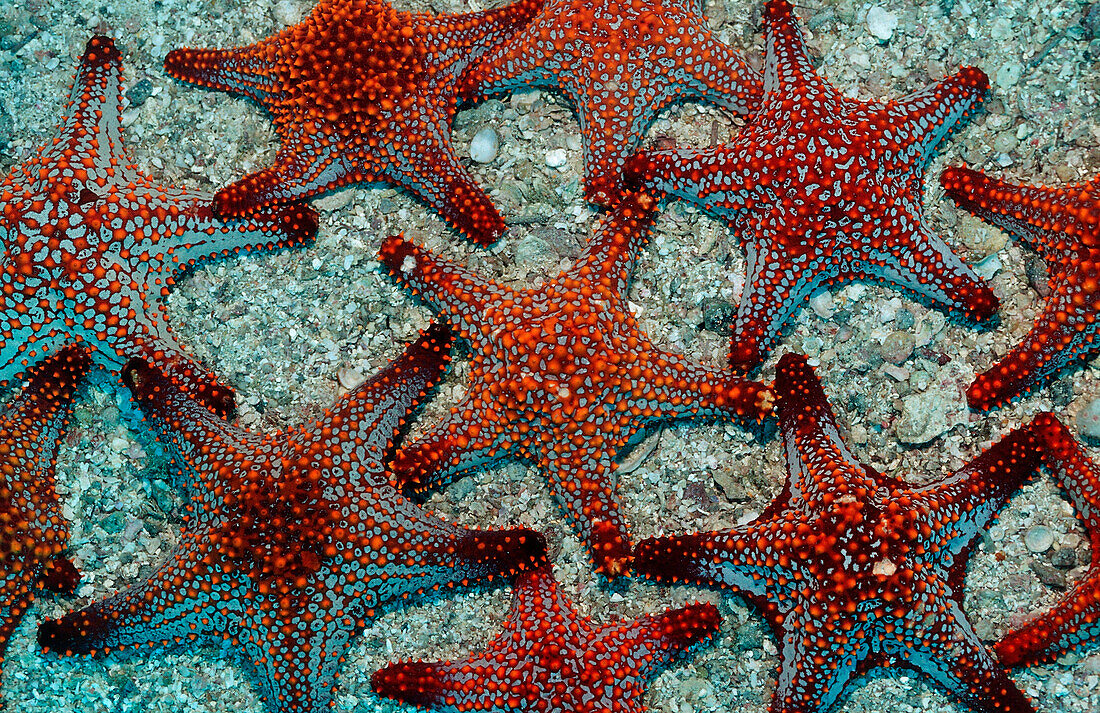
[212,142,348,219]
[899,584,1034,713]
[297,323,454,466]
[419,0,544,56]
[869,222,999,324]
[908,419,1042,567]
[590,601,721,700]
[163,37,285,106]
[622,145,755,219]
[967,259,1100,410]
[774,353,878,505]
[634,348,773,424]
[994,413,1100,666]
[390,396,511,496]
[633,524,781,598]
[50,37,124,170]
[889,67,989,168]
[372,130,507,246]
[760,0,837,104]
[123,324,238,418]
[372,566,562,710]
[941,167,1100,255]
[546,441,634,576]
[570,191,660,296]
[160,199,318,270]
[38,532,247,656]
[666,13,763,115]
[767,610,871,713]
[378,235,508,338]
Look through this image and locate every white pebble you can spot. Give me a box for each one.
[273,0,303,26]
[469,127,499,164]
[866,6,898,42]
[545,148,568,169]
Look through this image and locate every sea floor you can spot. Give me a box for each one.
[2,0,1099,711]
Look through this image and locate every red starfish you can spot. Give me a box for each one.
[460,0,762,206]
[0,346,89,684]
[635,353,1042,713]
[994,412,1100,667]
[372,565,720,711]
[1,36,316,417]
[940,167,1100,410]
[625,0,996,374]
[164,0,542,246]
[37,325,547,713]
[379,192,771,577]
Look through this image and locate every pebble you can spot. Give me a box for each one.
[272,0,304,26]
[866,6,898,42]
[469,127,499,164]
[700,297,736,335]
[996,61,1023,89]
[545,148,568,169]
[894,388,957,444]
[125,78,154,108]
[878,331,914,365]
[1030,560,1067,589]
[1077,397,1100,441]
[1052,546,1078,569]
[1025,525,1054,553]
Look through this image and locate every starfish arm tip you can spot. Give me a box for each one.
[38,608,109,657]
[371,660,445,706]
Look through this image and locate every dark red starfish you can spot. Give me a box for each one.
[460,0,762,206]
[625,0,996,374]
[1,36,316,418]
[0,346,89,685]
[941,167,1100,409]
[372,565,720,711]
[995,412,1100,667]
[380,192,771,577]
[164,0,542,246]
[37,325,546,713]
[635,352,1042,713]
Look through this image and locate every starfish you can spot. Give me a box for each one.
[372,565,720,712]
[634,352,1043,713]
[1,36,316,418]
[37,324,547,713]
[940,167,1100,409]
[163,0,543,246]
[624,0,996,374]
[0,346,89,687]
[460,0,762,206]
[379,191,772,577]
[994,412,1100,667]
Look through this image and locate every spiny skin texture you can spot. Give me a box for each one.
[460,0,762,206]
[635,353,1043,713]
[995,413,1100,667]
[941,167,1100,410]
[0,346,89,683]
[37,325,548,713]
[164,0,543,246]
[379,192,772,577]
[1,36,317,418]
[372,565,720,712]
[624,0,995,374]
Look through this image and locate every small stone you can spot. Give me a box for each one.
[700,297,736,335]
[878,331,914,365]
[545,148,568,169]
[1025,254,1052,297]
[894,387,959,444]
[894,309,914,330]
[866,6,898,41]
[1025,525,1054,553]
[469,127,499,164]
[809,291,834,319]
[1077,397,1100,442]
[995,61,1023,89]
[125,78,154,108]
[1047,378,1073,407]
[1029,560,1067,589]
[1051,546,1077,569]
[338,366,366,390]
[713,468,749,502]
[273,0,304,26]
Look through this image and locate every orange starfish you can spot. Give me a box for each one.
[164,0,543,245]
